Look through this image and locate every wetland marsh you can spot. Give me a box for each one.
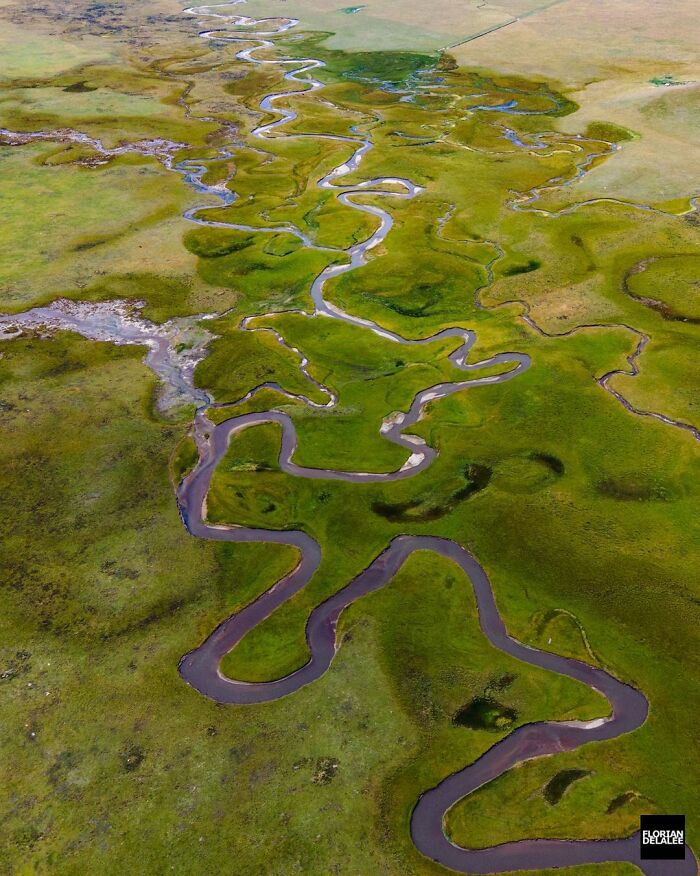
[0,0,698,874]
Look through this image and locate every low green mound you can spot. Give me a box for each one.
[263,233,303,257]
[453,696,517,731]
[584,121,637,143]
[492,453,564,494]
[184,227,254,258]
[543,769,591,805]
[626,255,700,322]
[63,80,98,93]
[170,435,198,486]
[596,476,672,501]
[530,452,565,475]
[362,283,442,318]
[502,259,541,276]
[371,462,492,521]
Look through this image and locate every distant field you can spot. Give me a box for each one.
[210,0,700,202]
[232,0,560,51]
[450,0,700,202]
[0,21,113,79]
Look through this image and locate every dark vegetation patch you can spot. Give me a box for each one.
[99,597,186,641]
[72,237,108,252]
[46,354,88,377]
[460,70,578,117]
[543,769,591,805]
[278,33,436,88]
[485,673,516,693]
[596,477,670,501]
[119,743,145,772]
[606,791,641,814]
[63,81,98,93]
[404,664,440,723]
[312,757,339,785]
[184,227,254,258]
[529,452,564,475]
[1,650,32,682]
[12,822,43,850]
[453,696,517,731]
[47,751,81,796]
[248,758,279,792]
[100,560,139,580]
[362,283,441,317]
[452,463,493,499]
[371,463,491,521]
[649,74,686,87]
[337,51,435,86]
[502,259,541,276]
[568,234,597,271]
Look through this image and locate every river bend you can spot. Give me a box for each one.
[174,4,696,874]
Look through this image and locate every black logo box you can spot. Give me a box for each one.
[640,815,686,861]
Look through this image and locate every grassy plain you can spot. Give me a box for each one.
[449,0,700,203]
[0,2,698,875]
[236,0,576,53]
[0,146,193,313]
[179,30,700,868]
[0,335,643,876]
[0,20,114,79]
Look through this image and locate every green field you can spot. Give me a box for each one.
[0,3,698,874]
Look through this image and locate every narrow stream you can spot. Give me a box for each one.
[174,4,695,874]
[0,3,696,871]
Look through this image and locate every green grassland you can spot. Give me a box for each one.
[626,254,700,321]
[0,20,116,79]
[0,333,629,876]
[0,146,193,313]
[0,61,218,148]
[1,9,699,876]
[171,41,700,869]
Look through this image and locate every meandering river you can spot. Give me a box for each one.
[174,4,696,874]
[0,2,695,871]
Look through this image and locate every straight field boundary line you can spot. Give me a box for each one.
[446,0,573,49]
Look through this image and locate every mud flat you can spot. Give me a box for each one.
[0,299,215,410]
